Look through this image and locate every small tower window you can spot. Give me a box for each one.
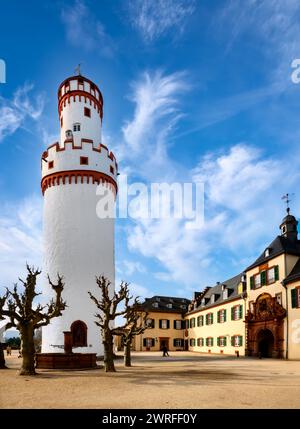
[78,78,84,91]
[65,130,73,139]
[84,107,91,117]
[48,161,54,169]
[110,166,114,175]
[73,123,81,132]
[60,116,63,127]
[80,156,89,165]
[265,248,270,257]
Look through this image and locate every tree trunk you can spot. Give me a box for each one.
[0,343,6,369]
[103,331,115,372]
[124,342,131,367]
[19,324,36,376]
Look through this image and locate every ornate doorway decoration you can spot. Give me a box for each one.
[245,293,286,358]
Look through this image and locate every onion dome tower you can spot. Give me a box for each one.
[41,72,118,355]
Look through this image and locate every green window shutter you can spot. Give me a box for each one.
[224,309,227,322]
[173,339,176,347]
[211,338,214,347]
[143,338,147,347]
[151,339,155,347]
[152,319,155,328]
[231,336,235,346]
[261,271,267,286]
[217,337,220,347]
[250,276,254,290]
[224,337,227,347]
[186,319,189,329]
[211,313,214,324]
[274,265,279,281]
[291,288,297,308]
[173,320,176,329]
[231,307,234,320]
[206,338,208,346]
[167,320,170,329]
[159,320,162,329]
[217,311,220,323]
[206,314,208,325]
[239,336,243,346]
[239,305,243,319]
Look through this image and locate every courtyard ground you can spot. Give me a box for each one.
[1,350,300,408]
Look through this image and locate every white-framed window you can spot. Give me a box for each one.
[206,337,213,347]
[174,339,183,347]
[190,318,196,328]
[232,335,243,347]
[190,338,196,347]
[166,303,172,309]
[218,309,226,323]
[206,313,213,325]
[267,267,275,284]
[145,338,154,348]
[161,319,168,329]
[254,274,261,289]
[174,320,182,330]
[218,336,227,347]
[197,338,204,347]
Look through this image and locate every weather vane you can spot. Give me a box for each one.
[282,193,295,214]
[75,63,82,76]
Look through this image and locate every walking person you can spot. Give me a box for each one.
[162,345,169,357]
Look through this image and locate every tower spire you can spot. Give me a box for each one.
[282,193,294,215]
[75,63,81,76]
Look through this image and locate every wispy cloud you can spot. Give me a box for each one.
[61,0,115,57]
[217,0,300,82]
[0,83,45,142]
[128,0,196,43]
[121,70,189,179]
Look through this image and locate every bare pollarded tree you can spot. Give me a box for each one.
[119,300,148,367]
[88,276,132,372]
[0,264,66,375]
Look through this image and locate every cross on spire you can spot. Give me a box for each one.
[282,193,294,215]
[75,63,82,76]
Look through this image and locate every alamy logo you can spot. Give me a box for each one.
[0,59,6,83]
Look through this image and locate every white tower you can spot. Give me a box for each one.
[41,73,118,356]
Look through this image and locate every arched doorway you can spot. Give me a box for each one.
[257,329,274,358]
[70,320,87,347]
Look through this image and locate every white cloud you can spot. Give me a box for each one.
[0,83,45,143]
[121,70,189,179]
[125,142,299,290]
[0,195,43,289]
[129,0,196,42]
[61,0,115,57]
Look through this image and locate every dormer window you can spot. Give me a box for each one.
[166,303,172,309]
[211,294,215,303]
[223,288,228,300]
[73,123,81,132]
[265,248,270,257]
[152,302,159,308]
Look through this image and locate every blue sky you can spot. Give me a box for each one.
[1,0,300,300]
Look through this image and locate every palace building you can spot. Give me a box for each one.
[131,207,300,359]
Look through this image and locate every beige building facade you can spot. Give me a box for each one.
[125,209,300,360]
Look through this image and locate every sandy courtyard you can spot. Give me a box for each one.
[1,350,300,408]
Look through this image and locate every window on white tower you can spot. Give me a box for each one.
[73,123,81,132]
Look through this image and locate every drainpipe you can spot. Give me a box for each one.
[283,253,288,360]
[282,279,289,360]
